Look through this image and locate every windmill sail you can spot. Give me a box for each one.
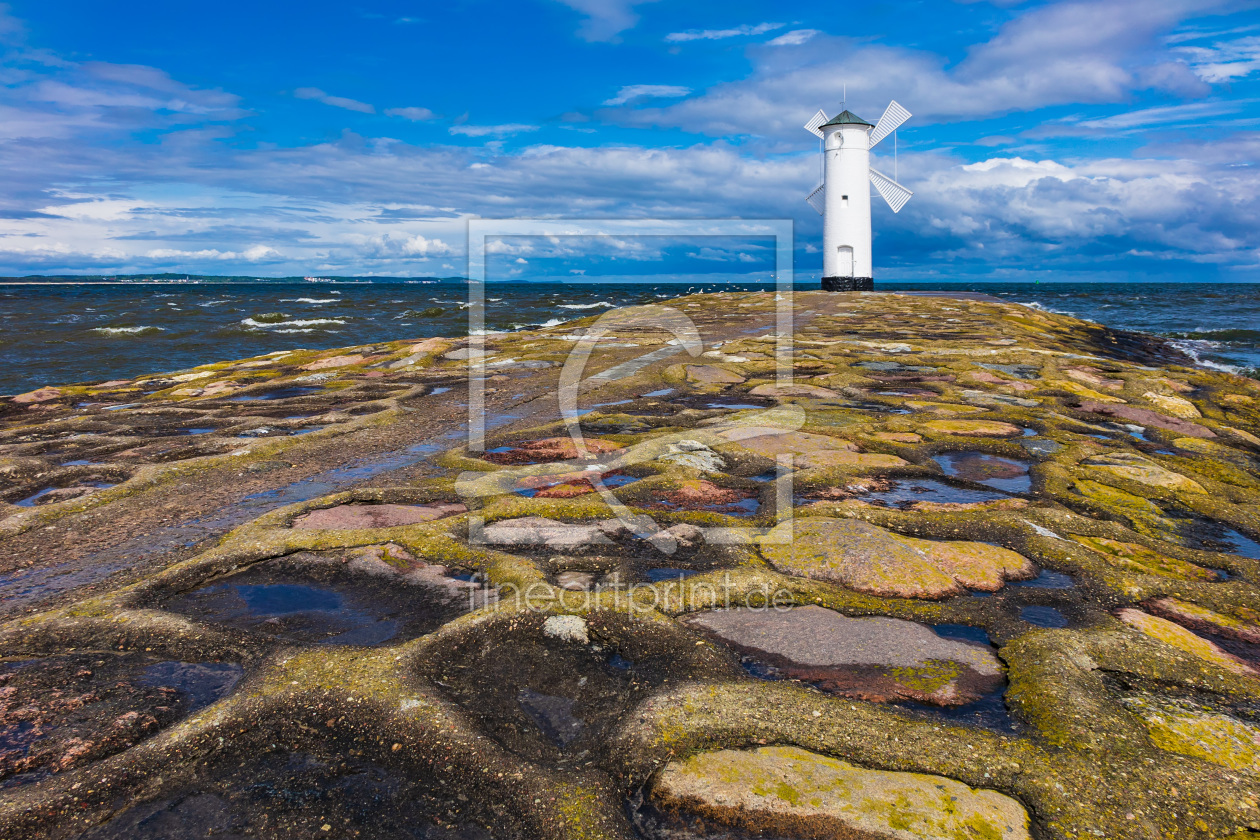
[869,167,913,213]
[868,100,911,148]
[805,182,825,215]
[803,109,828,138]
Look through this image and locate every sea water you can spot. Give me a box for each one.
[0,278,1256,395]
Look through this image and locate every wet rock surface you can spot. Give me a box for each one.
[0,653,240,788]
[3,290,1260,840]
[688,606,1004,706]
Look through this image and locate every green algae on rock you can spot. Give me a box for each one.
[650,745,1033,840]
[1121,695,1260,772]
[758,517,1035,598]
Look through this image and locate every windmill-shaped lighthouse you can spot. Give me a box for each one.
[805,100,913,291]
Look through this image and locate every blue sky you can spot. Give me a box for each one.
[0,0,1258,282]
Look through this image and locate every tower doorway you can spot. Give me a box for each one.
[837,246,854,277]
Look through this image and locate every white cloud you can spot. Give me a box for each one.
[145,245,281,261]
[612,0,1229,138]
[1075,99,1246,130]
[294,87,375,114]
[552,0,661,42]
[665,23,783,42]
[449,123,539,137]
[602,84,691,106]
[1176,35,1260,82]
[767,29,820,46]
[385,106,437,121]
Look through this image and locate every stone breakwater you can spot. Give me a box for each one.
[0,290,1258,839]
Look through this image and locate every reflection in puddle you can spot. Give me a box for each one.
[803,478,1008,509]
[140,661,243,710]
[1009,569,1075,589]
[15,480,116,507]
[166,564,474,647]
[1177,517,1260,560]
[933,452,1032,493]
[184,580,400,646]
[226,385,324,402]
[645,567,700,583]
[1020,606,1069,628]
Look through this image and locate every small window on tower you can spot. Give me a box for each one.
[841,195,849,207]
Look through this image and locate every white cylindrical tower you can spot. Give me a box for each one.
[820,110,874,291]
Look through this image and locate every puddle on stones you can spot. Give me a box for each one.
[80,746,496,840]
[933,452,1032,493]
[0,653,241,789]
[164,556,479,647]
[645,567,701,584]
[512,472,640,498]
[1008,569,1075,589]
[226,385,325,402]
[709,611,1017,733]
[1020,606,1070,628]
[890,624,1019,732]
[1175,516,1260,560]
[645,488,761,518]
[799,477,1008,509]
[15,479,117,507]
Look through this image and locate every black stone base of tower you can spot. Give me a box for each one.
[821,276,873,292]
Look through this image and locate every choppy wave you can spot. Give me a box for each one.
[558,301,615,310]
[280,297,340,304]
[1165,328,1260,343]
[240,317,347,330]
[1167,339,1244,374]
[90,325,165,336]
[1021,300,1082,319]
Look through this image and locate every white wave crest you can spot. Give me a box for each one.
[558,301,615,310]
[240,317,347,329]
[1168,339,1243,374]
[280,297,340,304]
[90,325,165,335]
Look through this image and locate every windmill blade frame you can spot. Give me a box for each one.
[869,167,913,213]
[803,109,828,138]
[868,100,911,148]
[805,182,825,215]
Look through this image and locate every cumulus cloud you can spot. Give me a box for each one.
[665,23,783,42]
[552,0,661,42]
[294,87,375,114]
[602,84,691,106]
[385,106,437,121]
